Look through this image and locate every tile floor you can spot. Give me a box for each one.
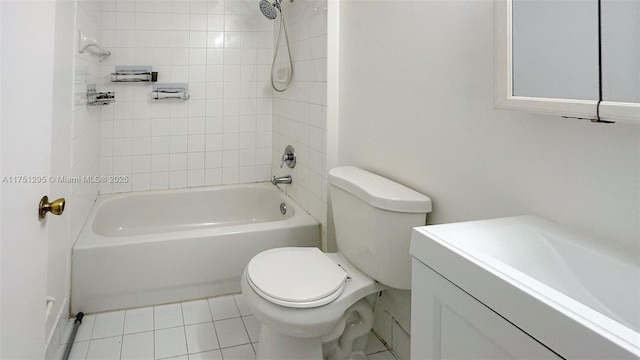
[58,294,398,360]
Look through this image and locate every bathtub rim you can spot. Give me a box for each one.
[75,182,318,249]
[411,216,640,359]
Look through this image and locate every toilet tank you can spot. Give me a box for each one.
[328,166,432,290]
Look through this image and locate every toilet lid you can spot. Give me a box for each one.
[247,247,348,308]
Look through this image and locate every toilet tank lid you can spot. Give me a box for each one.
[328,166,432,213]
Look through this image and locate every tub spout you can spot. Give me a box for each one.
[272,175,292,185]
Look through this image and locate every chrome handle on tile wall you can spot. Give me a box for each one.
[280,145,296,168]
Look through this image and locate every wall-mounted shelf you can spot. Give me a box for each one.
[87,84,115,106]
[111,66,158,82]
[78,31,110,61]
[151,83,190,100]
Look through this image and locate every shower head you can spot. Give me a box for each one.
[259,0,279,20]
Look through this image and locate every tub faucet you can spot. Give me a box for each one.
[272,175,292,185]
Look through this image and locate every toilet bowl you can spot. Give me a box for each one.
[241,250,382,359]
[241,166,432,360]
[242,250,382,338]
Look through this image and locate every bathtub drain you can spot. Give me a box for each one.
[280,202,287,215]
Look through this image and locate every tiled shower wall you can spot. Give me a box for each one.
[270,0,328,240]
[98,0,274,193]
[72,0,104,239]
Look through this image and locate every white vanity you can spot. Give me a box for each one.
[410,216,640,359]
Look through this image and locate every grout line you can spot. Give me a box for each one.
[231,295,252,346]
[179,302,189,355]
[239,315,253,347]
[207,297,223,354]
[118,335,124,360]
[119,310,126,360]
[181,325,188,358]
[152,305,156,360]
[88,315,97,342]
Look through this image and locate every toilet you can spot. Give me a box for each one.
[240,166,432,360]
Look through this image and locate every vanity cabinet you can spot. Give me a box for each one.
[410,259,560,359]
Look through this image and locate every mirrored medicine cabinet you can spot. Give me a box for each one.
[495,0,640,124]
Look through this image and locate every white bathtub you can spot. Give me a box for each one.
[411,216,640,359]
[72,183,320,314]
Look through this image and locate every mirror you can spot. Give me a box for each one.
[602,0,640,103]
[512,0,598,100]
[495,0,640,124]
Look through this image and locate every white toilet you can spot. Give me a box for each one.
[240,166,432,360]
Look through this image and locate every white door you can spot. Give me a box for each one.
[1,1,57,358]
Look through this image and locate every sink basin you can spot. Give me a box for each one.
[411,215,640,359]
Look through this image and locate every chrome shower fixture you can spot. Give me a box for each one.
[259,0,294,20]
[258,0,295,92]
[259,0,279,20]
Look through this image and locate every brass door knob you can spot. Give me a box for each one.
[39,196,65,220]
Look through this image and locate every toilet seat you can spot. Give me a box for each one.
[246,247,348,308]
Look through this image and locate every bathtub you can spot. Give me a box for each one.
[411,216,640,359]
[72,183,320,314]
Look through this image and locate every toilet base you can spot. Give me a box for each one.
[255,299,375,360]
[257,324,323,360]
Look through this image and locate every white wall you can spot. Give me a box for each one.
[336,0,640,357]
[271,0,328,243]
[98,0,273,193]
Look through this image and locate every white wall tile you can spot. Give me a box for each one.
[205,151,223,168]
[117,0,136,13]
[170,170,188,188]
[206,134,223,151]
[172,13,190,30]
[270,0,327,241]
[190,1,208,14]
[116,12,135,30]
[187,151,205,168]
[136,0,153,13]
[132,155,151,173]
[170,153,188,171]
[135,12,154,30]
[172,30,190,47]
[102,0,273,193]
[154,29,172,46]
[205,168,223,185]
[171,1,190,15]
[151,172,170,189]
[151,154,170,171]
[190,14,208,31]
[154,1,173,14]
